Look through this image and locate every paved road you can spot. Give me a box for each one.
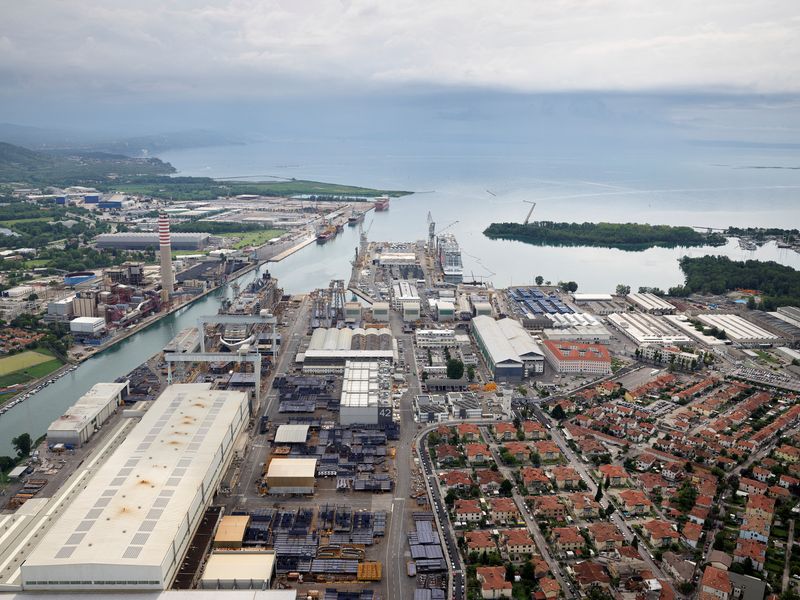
[480,426,576,599]
[529,406,676,594]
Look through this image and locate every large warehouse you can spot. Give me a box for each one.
[264,458,317,495]
[606,312,692,346]
[46,382,129,447]
[95,232,209,250]
[696,314,780,347]
[339,360,392,425]
[21,384,249,591]
[300,327,396,373]
[472,316,545,382]
[625,292,676,314]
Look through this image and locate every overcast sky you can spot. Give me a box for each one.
[2,0,799,100]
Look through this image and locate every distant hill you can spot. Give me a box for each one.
[0,141,175,185]
[0,123,242,155]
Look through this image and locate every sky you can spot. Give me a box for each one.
[1,1,799,140]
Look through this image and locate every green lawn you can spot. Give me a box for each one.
[0,216,52,226]
[0,350,54,375]
[221,229,284,249]
[0,359,62,389]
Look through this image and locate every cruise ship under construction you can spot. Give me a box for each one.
[437,233,463,283]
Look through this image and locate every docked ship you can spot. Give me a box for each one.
[316,224,336,244]
[437,233,464,283]
[348,211,364,226]
[374,195,390,211]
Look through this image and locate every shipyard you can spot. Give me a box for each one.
[2,193,800,600]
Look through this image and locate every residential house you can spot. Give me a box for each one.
[533,495,567,520]
[662,462,685,482]
[565,492,601,519]
[636,453,658,471]
[775,444,800,463]
[533,440,562,463]
[598,464,629,487]
[436,444,461,466]
[682,522,703,549]
[489,498,520,524]
[501,528,536,559]
[700,565,732,600]
[493,422,517,441]
[779,474,800,489]
[476,566,513,599]
[465,443,491,465]
[733,539,766,572]
[643,520,679,548]
[551,466,581,490]
[618,489,653,516]
[538,577,560,600]
[739,516,770,544]
[502,441,531,462]
[739,477,768,496]
[520,467,551,493]
[440,470,473,490]
[688,506,710,526]
[522,420,547,440]
[751,466,771,483]
[454,499,482,523]
[476,469,504,494]
[572,561,611,590]
[465,530,497,554]
[551,526,584,554]
[588,522,624,551]
[458,422,481,441]
[745,494,775,521]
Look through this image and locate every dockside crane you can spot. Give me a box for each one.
[523,200,537,225]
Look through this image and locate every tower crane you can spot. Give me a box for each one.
[523,201,537,225]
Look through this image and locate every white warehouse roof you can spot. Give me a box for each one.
[22,384,249,591]
[696,314,779,344]
[47,382,128,437]
[273,424,310,444]
[472,316,543,365]
[266,458,317,479]
[626,292,675,312]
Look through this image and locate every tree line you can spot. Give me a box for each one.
[483,221,727,250]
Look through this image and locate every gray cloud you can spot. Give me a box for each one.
[1,0,799,101]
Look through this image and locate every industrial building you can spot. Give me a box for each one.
[743,311,800,346]
[625,292,676,314]
[371,302,390,322]
[162,327,201,354]
[415,329,457,347]
[95,232,209,250]
[571,294,628,315]
[199,550,276,590]
[46,382,129,447]
[69,316,107,338]
[273,424,311,444]
[403,301,421,321]
[696,314,780,347]
[300,327,396,373]
[340,361,392,425]
[606,312,692,346]
[391,280,420,309]
[264,458,317,495]
[21,384,249,591]
[542,341,612,375]
[472,315,545,382]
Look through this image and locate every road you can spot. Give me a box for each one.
[529,405,676,595]
[480,426,576,599]
[784,519,795,592]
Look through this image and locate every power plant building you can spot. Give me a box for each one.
[21,384,249,591]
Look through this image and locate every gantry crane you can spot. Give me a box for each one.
[523,201,537,225]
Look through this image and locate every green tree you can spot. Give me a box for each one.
[500,479,514,495]
[550,404,566,420]
[446,358,465,380]
[616,284,631,295]
[12,433,32,458]
[595,487,603,502]
[467,365,475,382]
[535,275,544,286]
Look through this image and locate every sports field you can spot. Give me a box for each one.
[0,351,54,375]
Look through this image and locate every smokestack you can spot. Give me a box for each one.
[158,213,174,301]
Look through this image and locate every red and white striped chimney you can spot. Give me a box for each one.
[158,212,174,298]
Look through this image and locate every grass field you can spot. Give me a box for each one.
[0,217,52,226]
[221,229,284,249]
[0,350,64,391]
[0,351,54,375]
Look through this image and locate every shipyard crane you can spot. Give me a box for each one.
[523,201,537,225]
[435,220,458,235]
